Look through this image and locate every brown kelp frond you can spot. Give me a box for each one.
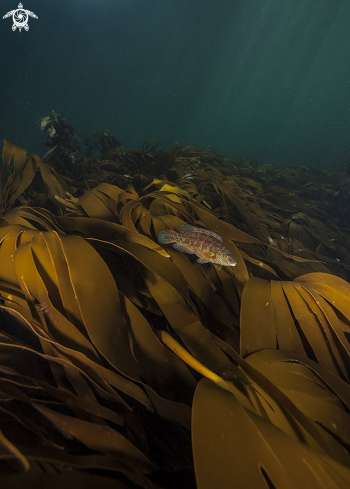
[160,332,350,482]
[240,274,350,382]
[0,139,69,214]
[192,375,350,489]
[0,224,196,399]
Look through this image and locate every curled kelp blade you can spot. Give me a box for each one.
[85,231,242,374]
[0,140,68,213]
[159,330,348,459]
[55,214,240,341]
[51,179,251,282]
[78,183,125,221]
[0,222,196,401]
[0,141,35,211]
[192,378,350,489]
[6,178,326,288]
[243,349,350,463]
[240,274,350,381]
[1,206,61,231]
[147,187,326,282]
[2,208,239,389]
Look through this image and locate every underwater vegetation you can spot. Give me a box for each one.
[0,116,350,488]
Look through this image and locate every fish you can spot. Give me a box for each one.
[157,224,237,266]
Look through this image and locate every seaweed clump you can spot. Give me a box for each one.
[0,116,350,489]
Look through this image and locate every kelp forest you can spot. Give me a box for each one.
[0,111,350,489]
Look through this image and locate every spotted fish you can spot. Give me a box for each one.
[158,224,237,266]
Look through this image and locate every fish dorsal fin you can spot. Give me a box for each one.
[178,224,223,242]
[178,224,197,233]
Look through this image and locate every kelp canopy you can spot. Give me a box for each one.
[0,114,350,488]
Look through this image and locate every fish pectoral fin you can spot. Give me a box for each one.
[173,243,192,254]
[197,258,209,264]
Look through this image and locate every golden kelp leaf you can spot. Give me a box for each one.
[39,232,152,382]
[240,277,311,356]
[22,176,315,288]
[239,250,280,278]
[0,226,25,286]
[296,272,350,316]
[56,216,169,257]
[240,275,350,380]
[78,187,118,221]
[1,140,32,211]
[0,222,195,400]
[164,246,237,331]
[245,348,350,410]
[118,292,196,402]
[0,226,130,377]
[120,200,144,231]
[192,378,350,489]
[144,268,242,376]
[0,141,68,212]
[41,231,191,398]
[32,154,67,207]
[1,206,60,231]
[160,330,338,456]
[11,230,100,361]
[244,349,350,466]
[240,277,278,353]
[68,183,137,222]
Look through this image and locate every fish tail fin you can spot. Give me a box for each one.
[158,229,176,245]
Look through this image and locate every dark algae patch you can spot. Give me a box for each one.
[0,116,350,488]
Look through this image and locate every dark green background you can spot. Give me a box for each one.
[1,0,349,169]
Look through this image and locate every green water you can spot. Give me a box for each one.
[1,0,350,170]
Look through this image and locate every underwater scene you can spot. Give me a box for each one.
[1,1,350,488]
